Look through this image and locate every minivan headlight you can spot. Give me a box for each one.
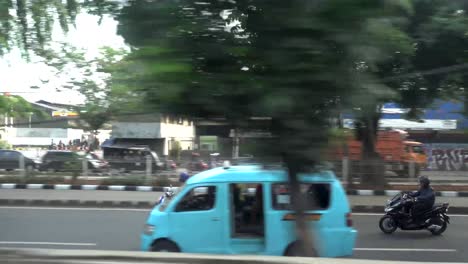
[143,224,155,235]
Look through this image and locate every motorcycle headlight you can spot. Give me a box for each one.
[143,224,155,235]
[385,207,392,213]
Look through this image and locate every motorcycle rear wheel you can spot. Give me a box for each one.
[379,215,397,234]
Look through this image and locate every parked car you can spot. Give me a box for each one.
[86,152,110,170]
[103,147,164,172]
[39,151,107,172]
[0,150,38,171]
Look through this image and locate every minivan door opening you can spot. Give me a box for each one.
[229,183,266,254]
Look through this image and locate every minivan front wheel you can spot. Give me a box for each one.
[151,240,180,252]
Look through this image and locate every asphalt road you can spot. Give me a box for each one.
[0,207,467,262]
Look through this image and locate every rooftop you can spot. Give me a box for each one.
[186,165,338,185]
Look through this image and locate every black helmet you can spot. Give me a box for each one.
[418,176,430,187]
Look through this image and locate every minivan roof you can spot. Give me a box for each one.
[186,165,337,185]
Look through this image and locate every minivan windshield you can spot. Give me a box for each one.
[159,184,186,212]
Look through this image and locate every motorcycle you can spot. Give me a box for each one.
[156,186,175,205]
[379,191,450,235]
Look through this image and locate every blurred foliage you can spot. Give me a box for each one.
[0,95,46,119]
[0,175,65,184]
[0,140,12,149]
[113,0,413,171]
[0,0,121,58]
[169,140,182,161]
[101,176,145,186]
[72,47,130,134]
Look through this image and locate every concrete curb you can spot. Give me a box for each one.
[1,199,467,214]
[0,183,175,192]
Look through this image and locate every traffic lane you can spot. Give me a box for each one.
[351,214,467,263]
[349,195,468,207]
[0,207,149,251]
[0,189,163,202]
[1,207,467,262]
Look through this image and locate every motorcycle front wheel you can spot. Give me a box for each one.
[430,219,448,236]
[379,215,397,234]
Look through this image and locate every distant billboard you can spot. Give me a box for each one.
[52,110,79,117]
[343,119,457,130]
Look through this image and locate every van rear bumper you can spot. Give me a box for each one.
[345,229,358,256]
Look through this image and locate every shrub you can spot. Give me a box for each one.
[101,177,146,186]
[0,176,65,184]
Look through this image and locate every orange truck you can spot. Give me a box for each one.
[331,130,427,177]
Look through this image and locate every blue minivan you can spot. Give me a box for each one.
[141,165,357,257]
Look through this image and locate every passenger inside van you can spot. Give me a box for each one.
[231,183,265,237]
[251,184,264,225]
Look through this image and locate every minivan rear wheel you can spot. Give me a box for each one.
[284,241,317,257]
[151,240,180,252]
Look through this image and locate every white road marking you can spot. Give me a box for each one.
[355,248,456,252]
[0,241,97,246]
[353,212,468,217]
[0,206,150,212]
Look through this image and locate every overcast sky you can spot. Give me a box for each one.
[0,11,128,105]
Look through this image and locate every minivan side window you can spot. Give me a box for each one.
[175,186,216,212]
[271,183,331,210]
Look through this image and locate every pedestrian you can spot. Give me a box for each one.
[49,139,54,150]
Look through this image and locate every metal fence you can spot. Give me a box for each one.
[0,154,180,186]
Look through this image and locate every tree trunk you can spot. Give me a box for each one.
[232,128,239,159]
[283,154,315,257]
[356,107,386,187]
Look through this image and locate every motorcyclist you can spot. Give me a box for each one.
[406,176,435,223]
